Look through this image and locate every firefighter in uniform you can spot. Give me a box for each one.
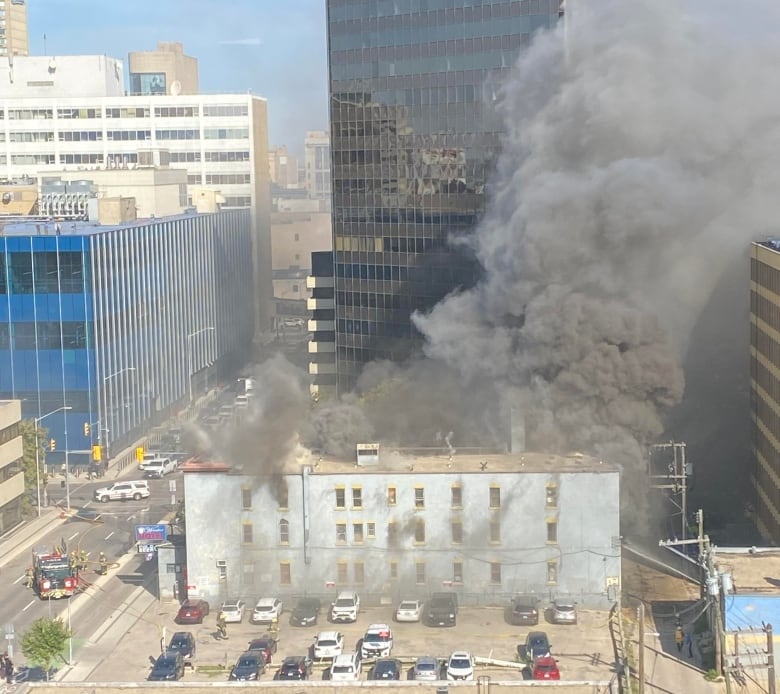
[216,611,228,640]
[98,552,108,575]
[23,567,33,589]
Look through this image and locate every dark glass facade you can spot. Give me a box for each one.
[327,0,562,391]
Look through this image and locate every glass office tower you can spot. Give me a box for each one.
[326,0,562,391]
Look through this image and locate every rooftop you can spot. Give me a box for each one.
[714,548,780,593]
[179,449,618,476]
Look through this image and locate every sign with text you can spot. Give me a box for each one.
[137,543,159,554]
[135,524,168,543]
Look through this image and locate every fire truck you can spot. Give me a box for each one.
[31,549,78,599]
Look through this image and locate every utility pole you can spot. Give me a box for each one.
[767,624,776,694]
[648,441,690,541]
[638,602,645,694]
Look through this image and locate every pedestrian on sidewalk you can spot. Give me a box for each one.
[684,631,693,658]
[675,625,684,653]
[5,654,13,683]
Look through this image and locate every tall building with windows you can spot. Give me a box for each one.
[0,0,28,58]
[750,240,780,542]
[182,449,620,605]
[326,0,562,391]
[304,130,331,200]
[0,211,255,469]
[0,399,23,532]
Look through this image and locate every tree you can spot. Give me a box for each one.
[21,617,71,677]
[19,419,48,512]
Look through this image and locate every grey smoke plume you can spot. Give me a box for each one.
[413,0,780,515]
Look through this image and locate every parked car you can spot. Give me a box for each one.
[531,656,561,680]
[93,480,150,503]
[229,651,265,681]
[148,653,185,681]
[273,655,313,681]
[395,599,423,623]
[290,596,322,626]
[520,631,552,662]
[426,592,458,627]
[247,634,278,664]
[360,623,393,659]
[252,597,283,624]
[331,591,360,623]
[508,595,540,626]
[176,599,210,625]
[143,457,177,479]
[329,652,362,682]
[167,632,196,665]
[220,598,246,623]
[550,599,578,625]
[412,656,440,681]
[446,651,474,681]
[369,658,403,680]
[313,631,344,660]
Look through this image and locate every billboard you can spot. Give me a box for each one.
[135,524,168,543]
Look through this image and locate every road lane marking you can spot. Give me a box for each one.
[68,532,79,541]
[13,574,24,584]
[104,531,114,540]
[22,599,35,611]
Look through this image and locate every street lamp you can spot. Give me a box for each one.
[34,406,72,518]
[186,327,215,402]
[101,367,135,461]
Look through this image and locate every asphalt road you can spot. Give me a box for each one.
[1,469,180,654]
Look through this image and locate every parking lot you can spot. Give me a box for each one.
[83,598,618,685]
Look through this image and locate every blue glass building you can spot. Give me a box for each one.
[0,210,254,466]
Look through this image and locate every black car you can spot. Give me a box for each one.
[229,651,265,681]
[507,595,540,626]
[519,631,552,662]
[369,658,403,680]
[290,597,322,626]
[167,631,196,664]
[247,634,279,663]
[148,653,185,681]
[273,655,313,680]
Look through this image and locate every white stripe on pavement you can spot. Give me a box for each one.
[104,531,114,540]
[22,599,35,611]
[67,532,79,541]
[13,574,24,584]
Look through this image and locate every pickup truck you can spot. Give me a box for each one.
[143,457,177,478]
[426,592,458,627]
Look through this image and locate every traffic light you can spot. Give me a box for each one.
[49,438,56,451]
[83,422,90,436]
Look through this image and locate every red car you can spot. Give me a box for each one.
[176,599,210,625]
[532,656,560,680]
[247,634,279,663]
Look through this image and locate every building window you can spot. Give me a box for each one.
[387,486,397,505]
[241,487,252,509]
[414,519,426,544]
[293,284,299,293]
[354,562,365,584]
[415,561,426,585]
[414,486,425,509]
[451,485,462,508]
[242,523,253,544]
[547,561,559,585]
[489,486,501,509]
[390,561,398,580]
[280,562,291,585]
[451,520,463,544]
[547,520,558,544]
[490,562,502,585]
[366,522,376,539]
[351,486,362,509]
[279,519,290,545]
[337,561,348,583]
[335,486,346,509]
[546,484,558,508]
[490,519,501,543]
[453,561,463,583]
[277,481,288,509]
[387,521,398,546]
[353,523,364,543]
[336,523,347,543]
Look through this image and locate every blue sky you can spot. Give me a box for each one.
[27,0,329,156]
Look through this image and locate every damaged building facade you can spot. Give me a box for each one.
[181,448,620,608]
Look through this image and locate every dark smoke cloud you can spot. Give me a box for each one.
[413,0,780,516]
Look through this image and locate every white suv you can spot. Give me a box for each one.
[360,624,393,659]
[446,651,474,681]
[313,631,344,660]
[329,652,362,681]
[331,591,360,623]
[94,480,150,502]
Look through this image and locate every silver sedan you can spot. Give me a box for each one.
[395,599,423,623]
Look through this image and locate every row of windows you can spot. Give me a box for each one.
[59,131,102,142]
[752,256,780,296]
[156,129,199,141]
[755,395,780,455]
[203,105,249,117]
[106,107,150,119]
[0,420,20,446]
[0,106,249,120]
[754,445,780,519]
[267,559,558,587]
[0,250,85,294]
[329,0,558,24]
[58,108,101,119]
[0,322,89,349]
[205,174,251,185]
[753,291,780,336]
[335,236,444,253]
[169,151,201,163]
[223,196,252,207]
[204,127,248,140]
[154,107,199,118]
[205,150,250,162]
